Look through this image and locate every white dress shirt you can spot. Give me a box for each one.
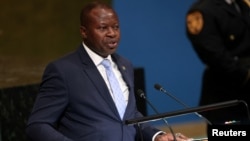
[82,42,129,105]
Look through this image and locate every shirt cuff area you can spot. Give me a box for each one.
[152,131,166,141]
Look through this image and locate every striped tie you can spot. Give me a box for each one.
[102,59,126,119]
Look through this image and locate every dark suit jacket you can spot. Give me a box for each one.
[26,45,160,141]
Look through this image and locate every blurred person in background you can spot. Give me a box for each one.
[185,0,250,124]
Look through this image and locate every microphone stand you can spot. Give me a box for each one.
[137,89,177,141]
[154,83,212,125]
[154,83,250,124]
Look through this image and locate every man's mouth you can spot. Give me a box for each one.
[107,41,118,48]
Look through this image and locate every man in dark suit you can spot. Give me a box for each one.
[26,1,190,141]
[186,0,250,124]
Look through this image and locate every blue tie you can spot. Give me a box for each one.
[102,59,127,119]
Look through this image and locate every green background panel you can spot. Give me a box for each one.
[0,0,111,88]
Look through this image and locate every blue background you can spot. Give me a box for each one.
[113,0,203,124]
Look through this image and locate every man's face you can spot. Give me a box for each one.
[80,7,120,58]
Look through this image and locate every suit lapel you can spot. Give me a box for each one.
[219,0,250,25]
[112,55,132,89]
[77,45,134,120]
[218,0,242,16]
[77,46,120,117]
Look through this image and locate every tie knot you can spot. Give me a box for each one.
[102,59,111,69]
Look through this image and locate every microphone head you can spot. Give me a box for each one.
[154,83,162,91]
[136,89,145,99]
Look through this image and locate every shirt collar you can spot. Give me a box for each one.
[82,42,112,66]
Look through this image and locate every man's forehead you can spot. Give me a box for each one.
[89,7,118,20]
[90,7,115,15]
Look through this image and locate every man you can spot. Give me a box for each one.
[186,0,250,124]
[26,1,190,141]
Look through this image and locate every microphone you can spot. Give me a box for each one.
[154,83,212,125]
[136,89,177,141]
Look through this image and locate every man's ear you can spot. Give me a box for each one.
[80,26,87,38]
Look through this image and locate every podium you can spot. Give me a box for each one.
[126,100,245,125]
[125,100,249,141]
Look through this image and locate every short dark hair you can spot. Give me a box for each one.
[80,1,113,26]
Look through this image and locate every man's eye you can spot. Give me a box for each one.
[113,25,119,30]
[99,26,107,31]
